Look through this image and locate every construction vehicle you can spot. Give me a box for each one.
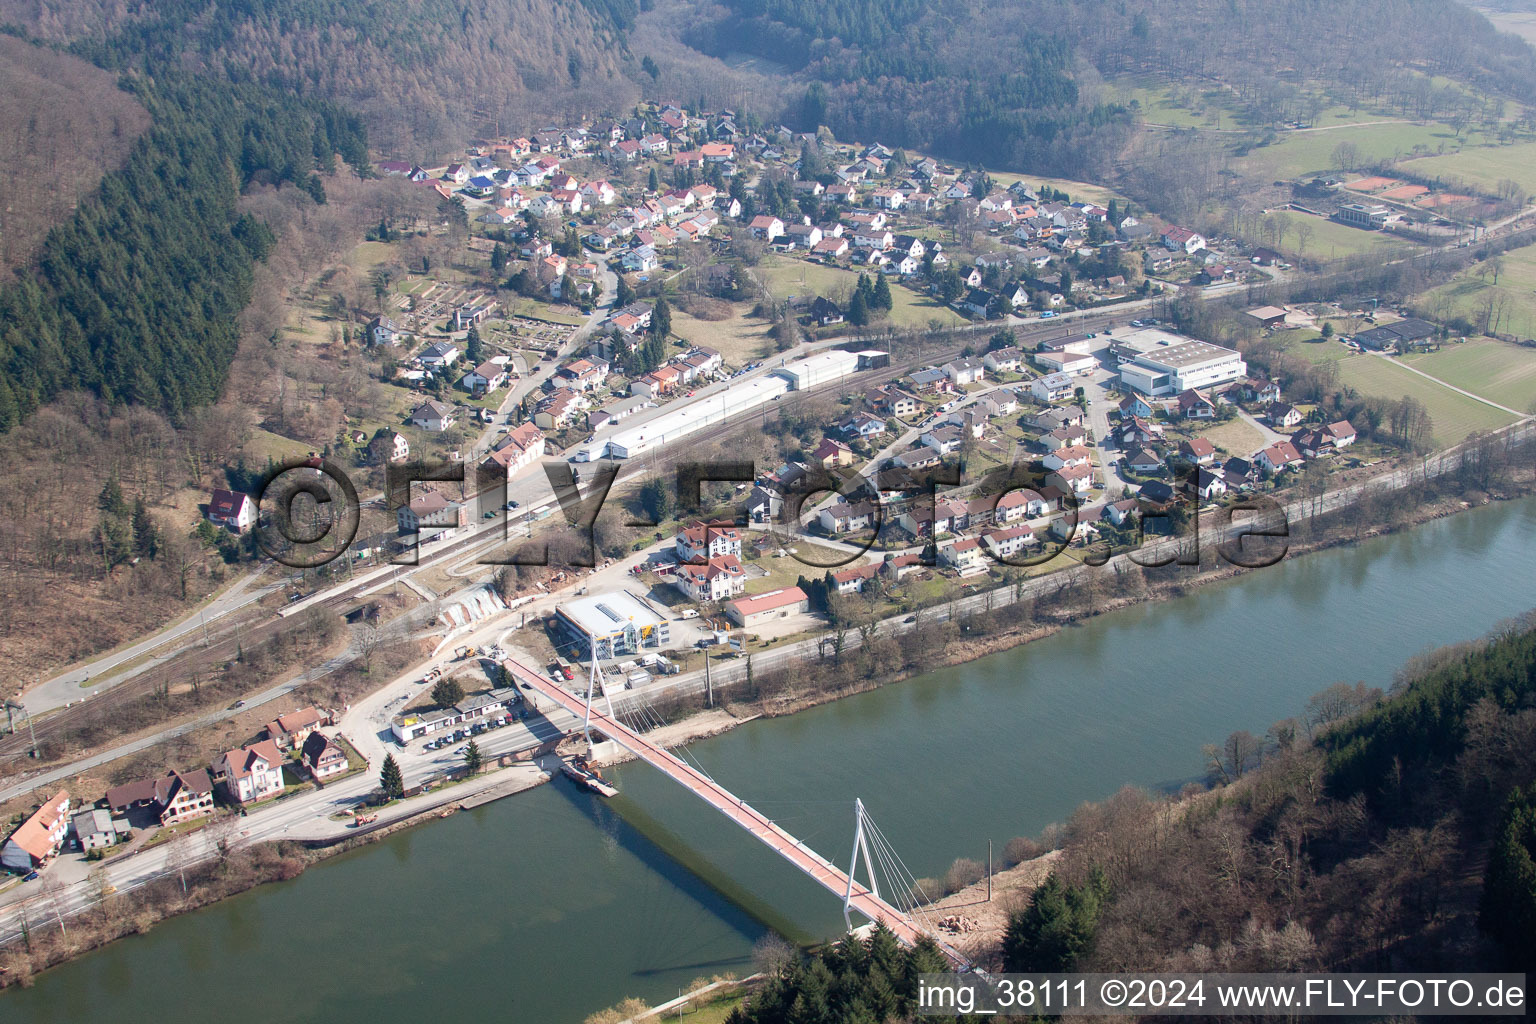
[351,812,379,827]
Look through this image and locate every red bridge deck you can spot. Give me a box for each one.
[504,657,967,965]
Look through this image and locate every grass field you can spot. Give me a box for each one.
[1399,139,1536,196]
[1235,121,1478,181]
[1269,210,1413,261]
[671,307,774,365]
[1190,417,1267,456]
[985,170,1125,208]
[1279,333,1354,364]
[759,257,965,328]
[1402,336,1536,414]
[1420,240,1536,342]
[1334,353,1516,443]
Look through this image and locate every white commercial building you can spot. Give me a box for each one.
[555,591,671,659]
[772,350,861,391]
[593,375,791,460]
[1112,328,1246,397]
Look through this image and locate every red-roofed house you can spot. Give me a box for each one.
[212,740,285,804]
[207,488,255,533]
[813,437,855,468]
[673,555,747,603]
[749,216,785,241]
[482,422,547,480]
[2,791,71,872]
[265,706,330,751]
[1256,440,1304,474]
[676,520,742,562]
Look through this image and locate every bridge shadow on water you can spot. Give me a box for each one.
[547,770,810,976]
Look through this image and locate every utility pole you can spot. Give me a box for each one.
[703,651,712,708]
[987,839,993,902]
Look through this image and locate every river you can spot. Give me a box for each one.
[7,498,1536,1023]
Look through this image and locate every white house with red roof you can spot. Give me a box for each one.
[673,555,747,603]
[207,488,255,533]
[1,791,71,872]
[675,520,742,563]
[1161,226,1206,254]
[212,740,285,804]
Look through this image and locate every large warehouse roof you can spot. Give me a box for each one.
[557,591,667,638]
[599,375,791,458]
[773,350,861,390]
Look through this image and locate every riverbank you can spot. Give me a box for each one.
[644,481,1526,734]
[0,472,1527,990]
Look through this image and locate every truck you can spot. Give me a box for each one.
[554,657,575,680]
[351,812,379,827]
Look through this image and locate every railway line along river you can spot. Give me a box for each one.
[6,497,1536,1023]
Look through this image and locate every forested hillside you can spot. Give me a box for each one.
[0,72,366,428]
[677,0,1536,179]
[0,0,636,156]
[729,617,1536,1018]
[0,35,150,279]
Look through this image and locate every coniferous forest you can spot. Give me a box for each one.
[0,65,367,430]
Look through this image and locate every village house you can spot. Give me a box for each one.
[1030,371,1076,403]
[674,555,747,603]
[558,357,610,392]
[869,385,920,418]
[983,347,1024,374]
[1177,438,1218,465]
[482,423,547,481]
[1105,498,1141,528]
[837,412,888,440]
[1177,388,1217,419]
[1043,423,1089,450]
[418,343,461,371]
[1118,394,1154,419]
[207,488,255,533]
[265,706,330,751]
[302,732,349,782]
[1043,444,1093,471]
[922,425,966,456]
[937,537,988,576]
[812,437,856,468]
[1122,445,1165,474]
[369,316,407,346]
[830,563,881,595]
[982,525,1040,561]
[1161,226,1206,255]
[369,430,411,465]
[396,490,469,534]
[2,791,71,872]
[410,400,458,432]
[106,769,215,827]
[71,809,128,852]
[534,388,586,429]
[1047,462,1095,495]
[676,520,742,562]
[460,360,508,394]
[1255,440,1305,475]
[211,740,285,804]
[1292,420,1357,458]
[1197,466,1228,500]
[943,358,986,386]
[820,500,877,534]
[749,215,785,241]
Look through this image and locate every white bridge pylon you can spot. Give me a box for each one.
[845,798,879,932]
